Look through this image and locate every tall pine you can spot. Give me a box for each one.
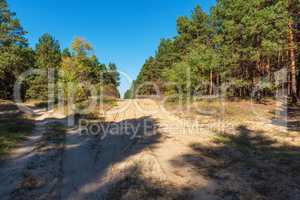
[0,0,34,99]
[26,33,61,100]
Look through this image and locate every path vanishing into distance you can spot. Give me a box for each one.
[1,99,299,200]
[61,99,220,200]
[0,99,218,199]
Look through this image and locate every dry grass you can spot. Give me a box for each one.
[186,126,300,199]
[11,122,67,200]
[191,99,275,123]
[167,99,300,199]
[0,101,35,156]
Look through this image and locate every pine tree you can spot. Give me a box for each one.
[0,0,27,47]
[0,0,33,99]
[132,1,298,101]
[106,63,120,87]
[26,33,61,100]
[287,0,300,101]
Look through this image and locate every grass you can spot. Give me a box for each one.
[194,100,273,122]
[187,125,300,199]
[0,117,35,156]
[167,98,299,199]
[0,100,36,156]
[43,123,66,145]
[212,134,233,145]
[164,99,275,126]
[211,128,300,162]
[11,121,67,199]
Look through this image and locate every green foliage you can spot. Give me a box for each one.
[62,48,71,57]
[132,1,297,99]
[35,33,61,69]
[134,57,159,95]
[106,63,120,87]
[59,37,120,102]
[0,0,27,47]
[124,88,133,99]
[0,0,34,99]
[0,1,120,101]
[26,33,61,100]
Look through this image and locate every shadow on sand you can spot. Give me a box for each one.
[60,115,163,200]
[3,108,300,200]
[170,125,300,200]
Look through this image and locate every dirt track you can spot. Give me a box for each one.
[0,109,67,200]
[0,99,217,199]
[1,99,299,200]
[61,99,220,199]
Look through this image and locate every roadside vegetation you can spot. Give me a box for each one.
[184,125,300,199]
[0,101,35,156]
[0,117,34,156]
[0,0,120,155]
[11,122,67,199]
[165,98,300,199]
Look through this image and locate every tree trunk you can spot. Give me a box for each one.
[298,75,300,96]
[288,72,291,96]
[266,58,271,81]
[288,22,297,101]
[216,73,220,95]
[210,69,213,95]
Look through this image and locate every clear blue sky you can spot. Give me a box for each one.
[8,0,216,96]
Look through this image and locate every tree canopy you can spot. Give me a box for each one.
[128,0,299,102]
[0,0,120,101]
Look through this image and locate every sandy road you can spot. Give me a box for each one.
[0,109,66,200]
[61,100,145,199]
[130,99,220,199]
[0,99,219,199]
[61,99,220,199]
[2,99,299,199]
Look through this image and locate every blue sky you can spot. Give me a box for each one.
[8,0,216,96]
